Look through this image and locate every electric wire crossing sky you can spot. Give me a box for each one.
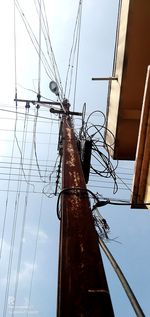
[0,0,149,316]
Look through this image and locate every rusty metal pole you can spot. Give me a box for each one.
[57,101,114,317]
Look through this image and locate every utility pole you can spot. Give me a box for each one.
[14,96,114,316]
[57,100,114,317]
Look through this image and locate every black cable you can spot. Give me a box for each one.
[42,155,60,198]
[77,109,123,194]
[92,199,150,210]
[98,238,145,317]
[0,108,59,121]
[56,187,99,220]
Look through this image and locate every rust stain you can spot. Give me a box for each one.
[65,128,76,167]
[67,195,81,218]
[80,243,84,253]
[72,171,80,187]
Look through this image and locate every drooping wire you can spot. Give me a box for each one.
[0,117,16,260]
[38,0,42,100]
[64,1,81,97]
[14,0,17,102]
[11,111,36,317]
[56,187,100,220]
[2,105,29,317]
[33,107,47,183]
[26,195,43,317]
[73,0,83,111]
[63,0,83,109]
[41,0,63,97]
[14,107,35,190]
[34,0,63,98]
[17,83,56,102]
[15,0,54,81]
[42,155,60,198]
[116,173,133,193]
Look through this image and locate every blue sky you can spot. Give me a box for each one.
[0,1,150,316]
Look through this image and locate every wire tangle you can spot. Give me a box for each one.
[42,155,60,198]
[78,110,119,194]
[56,187,100,220]
[92,207,110,240]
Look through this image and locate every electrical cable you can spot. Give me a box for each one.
[91,198,150,210]
[0,119,16,260]
[98,237,145,317]
[11,109,36,317]
[92,207,110,240]
[0,107,59,121]
[14,108,35,190]
[73,0,83,111]
[64,3,80,97]
[0,127,58,135]
[116,173,133,193]
[42,155,60,198]
[66,3,81,100]
[15,0,55,81]
[17,83,56,102]
[78,110,120,193]
[88,184,133,191]
[27,194,43,317]
[0,0,18,266]
[0,188,56,194]
[2,108,29,317]
[63,0,83,108]
[2,98,26,315]
[0,178,56,184]
[38,0,42,99]
[41,0,63,96]
[56,187,99,220]
[0,164,58,171]
[0,156,59,163]
[34,0,63,97]
[14,0,17,101]
[33,108,47,183]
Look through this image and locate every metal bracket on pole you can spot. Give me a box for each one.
[14,98,82,116]
[50,107,82,116]
[14,98,61,107]
[92,77,118,81]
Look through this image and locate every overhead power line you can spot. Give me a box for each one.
[0,108,59,121]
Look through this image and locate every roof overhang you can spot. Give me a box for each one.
[131,67,150,209]
[105,0,150,160]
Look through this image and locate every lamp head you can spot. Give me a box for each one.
[49,81,59,96]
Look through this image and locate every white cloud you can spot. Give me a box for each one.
[25,225,49,244]
[0,238,10,256]
[19,261,38,283]
[0,261,38,288]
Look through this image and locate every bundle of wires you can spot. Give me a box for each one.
[78,110,118,194]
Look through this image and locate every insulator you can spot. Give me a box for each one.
[25,101,30,109]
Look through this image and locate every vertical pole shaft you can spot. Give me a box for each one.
[57,107,114,317]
